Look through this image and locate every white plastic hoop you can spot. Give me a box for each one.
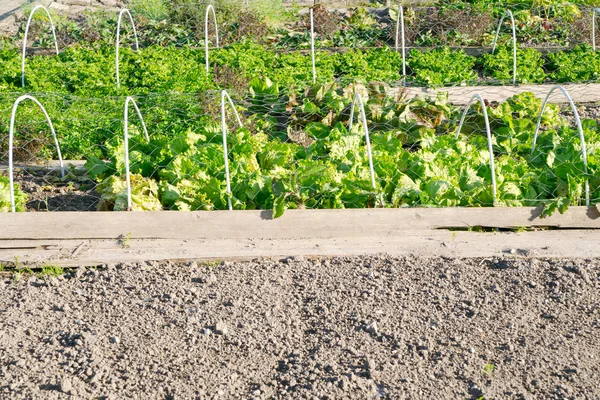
[205,5,219,73]
[116,9,140,88]
[8,95,65,212]
[123,96,150,211]
[491,10,517,85]
[21,5,59,88]
[310,7,316,84]
[454,94,497,204]
[394,5,406,85]
[348,94,376,189]
[593,8,600,51]
[531,85,589,206]
[220,90,244,211]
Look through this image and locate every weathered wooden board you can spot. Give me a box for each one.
[399,83,600,105]
[1,229,599,266]
[0,160,86,171]
[0,208,597,266]
[278,46,572,56]
[0,207,598,241]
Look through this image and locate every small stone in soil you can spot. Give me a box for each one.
[215,321,228,335]
[59,378,72,393]
[366,322,378,335]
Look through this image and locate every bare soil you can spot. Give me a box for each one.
[1,255,599,399]
[15,169,99,212]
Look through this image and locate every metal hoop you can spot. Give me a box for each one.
[593,8,600,51]
[116,9,140,88]
[21,5,59,88]
[454,94,497,203]
[348,94,376,189]
[8,95,65,212]
[221,90,244,210]
[491,10,517,85]
[310,7,316,84]
[394,5,406,85]
[123,96,150,211]
[531,85,589,206]
[205,5,219,73]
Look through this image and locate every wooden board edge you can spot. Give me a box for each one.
[397,83,600,105]
[1,229,600,267]
[0,206,597,241]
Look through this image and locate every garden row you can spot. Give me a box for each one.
[3,42,600,97]
[2,80,599,216]
[5,42,600,162]
[9,1,600,51]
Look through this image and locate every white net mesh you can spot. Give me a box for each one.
[1,2,599,214]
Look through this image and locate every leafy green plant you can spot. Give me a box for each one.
[39,264,66,277]
[118,233,133,248]
[482,363,495,377]
[71,80,599,218]
[547,44,600,83]
[480,45,546,83]
[0,176,27,212]
[96,174,162,211]
[1,38,599,218]
[408,47,478,86]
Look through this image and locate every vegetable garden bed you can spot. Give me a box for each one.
[2,3,600,262]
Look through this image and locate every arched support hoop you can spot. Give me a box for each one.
[491,10,517,85]
[593,8,600,51]
[348,94,376,190]
[123,96,150,211]
[205,5,219,73]
[454,93,498,204]
[394,5,406,85]
[116,9,140,88]
[221,90,244,211]
[310,7,316,84]
[8,95,65,212]
[21,5,59,88]
[531,85,589,206]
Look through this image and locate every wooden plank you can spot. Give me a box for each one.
[0,160,86,171]
[276,46,572,56]
[1,229,600,266]
[0,207,597,241]
[398,83,600,105]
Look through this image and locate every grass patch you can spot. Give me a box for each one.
[0,263,68,280]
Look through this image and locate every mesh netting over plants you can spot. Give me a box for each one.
[1,0,599,215]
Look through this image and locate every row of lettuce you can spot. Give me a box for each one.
[2,79,599,215]
[3,42,600,96]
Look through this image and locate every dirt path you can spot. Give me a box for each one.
[1,255,599,399]
[0,0,23,20]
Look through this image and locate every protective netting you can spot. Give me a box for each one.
[1,2,600,213]
[1,85,599,213]
[7,2,600,88]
